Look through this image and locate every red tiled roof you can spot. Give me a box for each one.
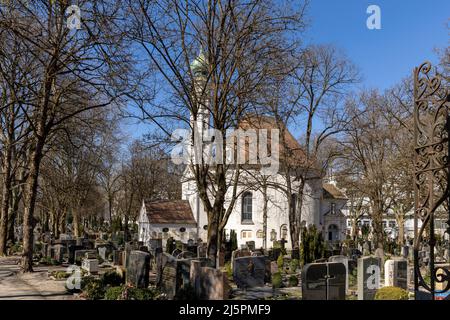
[323,183,347,199]
[144,200,196,225]
[237,115,316,168]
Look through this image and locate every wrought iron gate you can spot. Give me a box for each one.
[413,61,450,300]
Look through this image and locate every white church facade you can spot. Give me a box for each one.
[138,52,348,250]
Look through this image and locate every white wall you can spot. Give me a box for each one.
[181,168,324,250]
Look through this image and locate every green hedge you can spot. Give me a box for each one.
[288,275,298,287]
[374,286,409,300]
[272,272,283,289]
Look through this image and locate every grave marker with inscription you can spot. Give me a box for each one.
[357,256,381,300]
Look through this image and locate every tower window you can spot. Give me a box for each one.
[242,192,253,223]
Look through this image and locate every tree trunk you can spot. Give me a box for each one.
[7,202,17,244]
[294,179,306,248]
[21,139,44,272]
[396,212,405,247]
[0,141,13,255]
[0,155,11,256]
[372,209,384,249]
[206,212,219,268]
[73,208,80,238]
[262,184,268,250]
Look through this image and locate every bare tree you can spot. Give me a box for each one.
[0,1,131,271]
[125,0,307,266]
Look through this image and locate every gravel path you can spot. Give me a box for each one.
[0,256,76,300]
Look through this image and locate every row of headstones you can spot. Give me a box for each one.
[155,252,230,300]
[42,234,118,275]
[301,256,409,300]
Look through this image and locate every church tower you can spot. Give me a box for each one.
[189,50,210,164]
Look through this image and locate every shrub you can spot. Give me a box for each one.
[224,261,233,279]
[51,271,70,280]
[277,255,284,270]
[300,225,325,266]
[101,271,124,287]
[288,275,299,287]
[104,286,123,300]
[289,259,299,273]
[374,287,409,300]
[83,278,105,300]
[115,285,161,300]
[9,243,22,254]
[128,287,160,300]
[272,272,283,289]
[229,230,238,251]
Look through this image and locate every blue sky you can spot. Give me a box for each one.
[123,0,450,141]
[305,0,449,90]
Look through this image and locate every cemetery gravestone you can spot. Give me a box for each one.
[401,246,409,259]
[74,250,97,265]
[231,249,251,270]
[126,250,151,288]
[357,256,381,300]
[384,259,408,290]
[374,247,385,270]
[149,239,163,252]
[82,258,99,274]
[246,241,256,251]
[98,247,107,262]
[301,262,346,300]
[68,245,84,264]
[197,243,207,258]
[53,244,66,263]
[328,255,349,293]
[47,245,55,260]
[198,267,230,300]
[159,255,178,299]
[233,256,266,289]
[363,242,370,256]
[113,250,123,266]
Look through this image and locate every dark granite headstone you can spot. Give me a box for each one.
[301,262,346,300]
[68,245,84,264]
[126,250,151,288]
[53,244,66,263]
[233,256,266,289]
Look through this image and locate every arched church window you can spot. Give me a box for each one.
[242,192,253,222]
[280,225,288,240]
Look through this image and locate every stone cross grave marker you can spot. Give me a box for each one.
[328,255,349,294]
[301,262,346,300]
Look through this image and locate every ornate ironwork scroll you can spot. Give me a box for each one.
[414,61,450,300]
